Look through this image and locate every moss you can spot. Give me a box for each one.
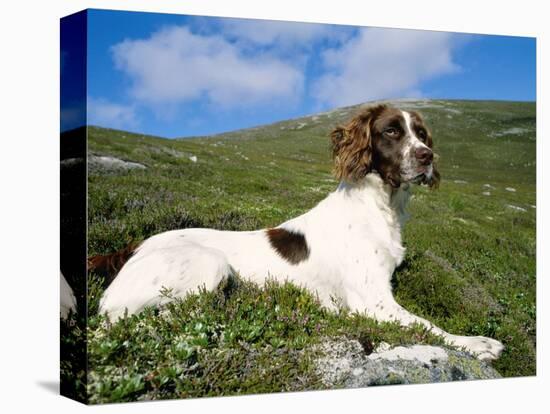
[445,353,498,380]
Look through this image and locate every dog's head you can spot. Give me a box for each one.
[330,104,440,188]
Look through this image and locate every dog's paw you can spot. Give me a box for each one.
[449,335,505,361]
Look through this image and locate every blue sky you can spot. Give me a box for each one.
[66,9,536,137]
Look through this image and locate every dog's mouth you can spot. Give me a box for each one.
[404,164,433,185]
[410,173,426,184]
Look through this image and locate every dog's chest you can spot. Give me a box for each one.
[343,221,404,269]
[311,205,404,278]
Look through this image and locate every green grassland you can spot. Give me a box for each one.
[72,99,535,402]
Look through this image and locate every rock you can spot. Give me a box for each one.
[314,338,501,388]
[506,204,527,212]
[61,157,85,168]
[490,127,531,137]
[296,122,307,129]
[189,155,198,163]
[88,155,146,172]
[505,187,516,192]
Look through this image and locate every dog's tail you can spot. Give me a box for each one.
[88,242,140,287]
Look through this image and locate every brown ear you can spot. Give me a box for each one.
[428,158,441,189]
[330,105,385,182]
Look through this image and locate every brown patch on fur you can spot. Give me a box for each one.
[88,242,140,286]
[266,228,310,265]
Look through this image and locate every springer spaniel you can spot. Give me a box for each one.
[94,104,504,361]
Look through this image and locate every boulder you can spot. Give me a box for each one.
[315,338,501,388]
[88,155,146,172]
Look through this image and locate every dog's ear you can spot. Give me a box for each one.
[426,127,440,189]
[330,105,385,182]
[428,156,441,189]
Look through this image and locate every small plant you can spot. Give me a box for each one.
[86,277,449,403]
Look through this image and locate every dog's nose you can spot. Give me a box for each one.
[415,147,433,165]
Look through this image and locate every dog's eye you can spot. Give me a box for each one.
[417,129,427,141]
[384,127,398,137]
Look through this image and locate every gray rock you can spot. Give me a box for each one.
[88,155,146,172]
[315,338,501,388]
[60,157,85,168]
[506,204,526,212]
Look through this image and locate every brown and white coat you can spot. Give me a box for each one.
[96,105,504,360]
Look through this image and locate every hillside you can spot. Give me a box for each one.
[81,99,536,402]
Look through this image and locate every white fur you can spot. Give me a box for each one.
[400,110,433,182]
[60,271,76,319]
[99,171,504,360]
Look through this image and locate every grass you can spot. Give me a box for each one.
[62,99,536,403]
[85,277,445,403]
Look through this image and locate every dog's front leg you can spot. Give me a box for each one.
[346,285,504,361]
[374,295,504,361]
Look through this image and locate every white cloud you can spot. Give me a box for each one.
[218,19,348,49]
[87,97,137,129]
[110,26,304,108]
[105,23,464,123]
[312,28,460,108]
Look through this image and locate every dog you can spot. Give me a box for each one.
[93,104,504,361]
[60,271,76,319]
